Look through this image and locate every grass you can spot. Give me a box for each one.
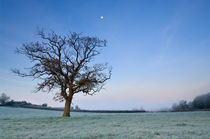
[0,107,210,138]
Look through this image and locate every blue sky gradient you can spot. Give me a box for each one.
[1,0,210,110]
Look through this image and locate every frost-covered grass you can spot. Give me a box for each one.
[0,107,210,138]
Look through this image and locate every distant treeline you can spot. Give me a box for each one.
[0,93,146,113]
[171,93,210,111]
[0,100,81,111]
[1,100,47,108]
[0,93,80,110]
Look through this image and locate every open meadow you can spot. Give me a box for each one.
[0,107,210,138]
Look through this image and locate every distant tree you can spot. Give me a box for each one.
[193,94,205,109]
[75,105,80,110]
[187,101,194,110]
[0,93,10,104]
[193,93,210,109]
[172,100,189,111]
[70,106,74,110]
[139,106,145,111]
[172,92,210,111]
[178,100,189,111]
[12,29,111,117]
[42,103,48,107]
[204,93,210,108]
[172,103,179,111]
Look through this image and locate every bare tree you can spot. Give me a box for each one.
[12,29,112,117]
[0,93,10,104]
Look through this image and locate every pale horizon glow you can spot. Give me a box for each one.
[0,0,210,110]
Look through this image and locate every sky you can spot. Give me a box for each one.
[0,0,210,110]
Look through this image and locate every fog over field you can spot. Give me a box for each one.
[1,107,210,138]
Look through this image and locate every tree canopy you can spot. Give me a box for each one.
[13,29,111,116]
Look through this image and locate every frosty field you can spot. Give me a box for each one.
[0,107,210,138]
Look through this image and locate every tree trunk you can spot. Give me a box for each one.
[63,97,72,117]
